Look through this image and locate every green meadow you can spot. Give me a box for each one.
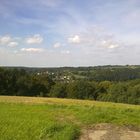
[0,96,140,140]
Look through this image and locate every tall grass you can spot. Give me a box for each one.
[0,96,139,140]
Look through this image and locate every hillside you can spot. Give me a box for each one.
[0,66,140,105]
[0,96,139,140]
[3,65,140,81]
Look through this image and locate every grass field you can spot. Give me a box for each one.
[0,96,140,140]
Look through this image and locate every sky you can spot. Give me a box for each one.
[0,0,140,67]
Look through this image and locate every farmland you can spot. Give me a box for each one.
[0,96,139,140]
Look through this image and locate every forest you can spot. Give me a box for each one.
[0,66,140,105]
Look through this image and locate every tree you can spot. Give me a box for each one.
[67,81,96,99]
[105,83,128,103]
[49,83,67,98]
[127,84,140,104]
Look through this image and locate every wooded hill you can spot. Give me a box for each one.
[0,65,140,105]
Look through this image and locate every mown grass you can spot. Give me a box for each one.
[0,96,140,140]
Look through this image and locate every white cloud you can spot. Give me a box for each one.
[66,27,121,50]
[21,48,43,53]
[53,42,61,48]
[0,35,19,47]
[26,34,43,44]
[108,44,119,49]
[101,40,119,49]
[0,35,12,45]
[61,50,70,54]
[68,35,81,44]
[8,42,18,47]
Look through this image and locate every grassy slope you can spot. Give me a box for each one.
[0,96,140,140]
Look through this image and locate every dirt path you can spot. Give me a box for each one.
[79,124,140,140]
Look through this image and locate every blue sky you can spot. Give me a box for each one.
[0,0,140,67]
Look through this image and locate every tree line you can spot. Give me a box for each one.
[0,67,140,105]
[72,67,140,81]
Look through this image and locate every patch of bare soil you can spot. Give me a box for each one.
[79,123,140,140]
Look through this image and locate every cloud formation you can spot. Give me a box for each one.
[0,0,140,66]
[53,42,61,48]
[21,48,43,53]
[26,34,43,44]
[7,42,19,47]
[66,27,121,50]
[61,50,70,54]
[0,36,12,45]
[101,40,119,49]
[0,35,19,47]
[68,35,81,44]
